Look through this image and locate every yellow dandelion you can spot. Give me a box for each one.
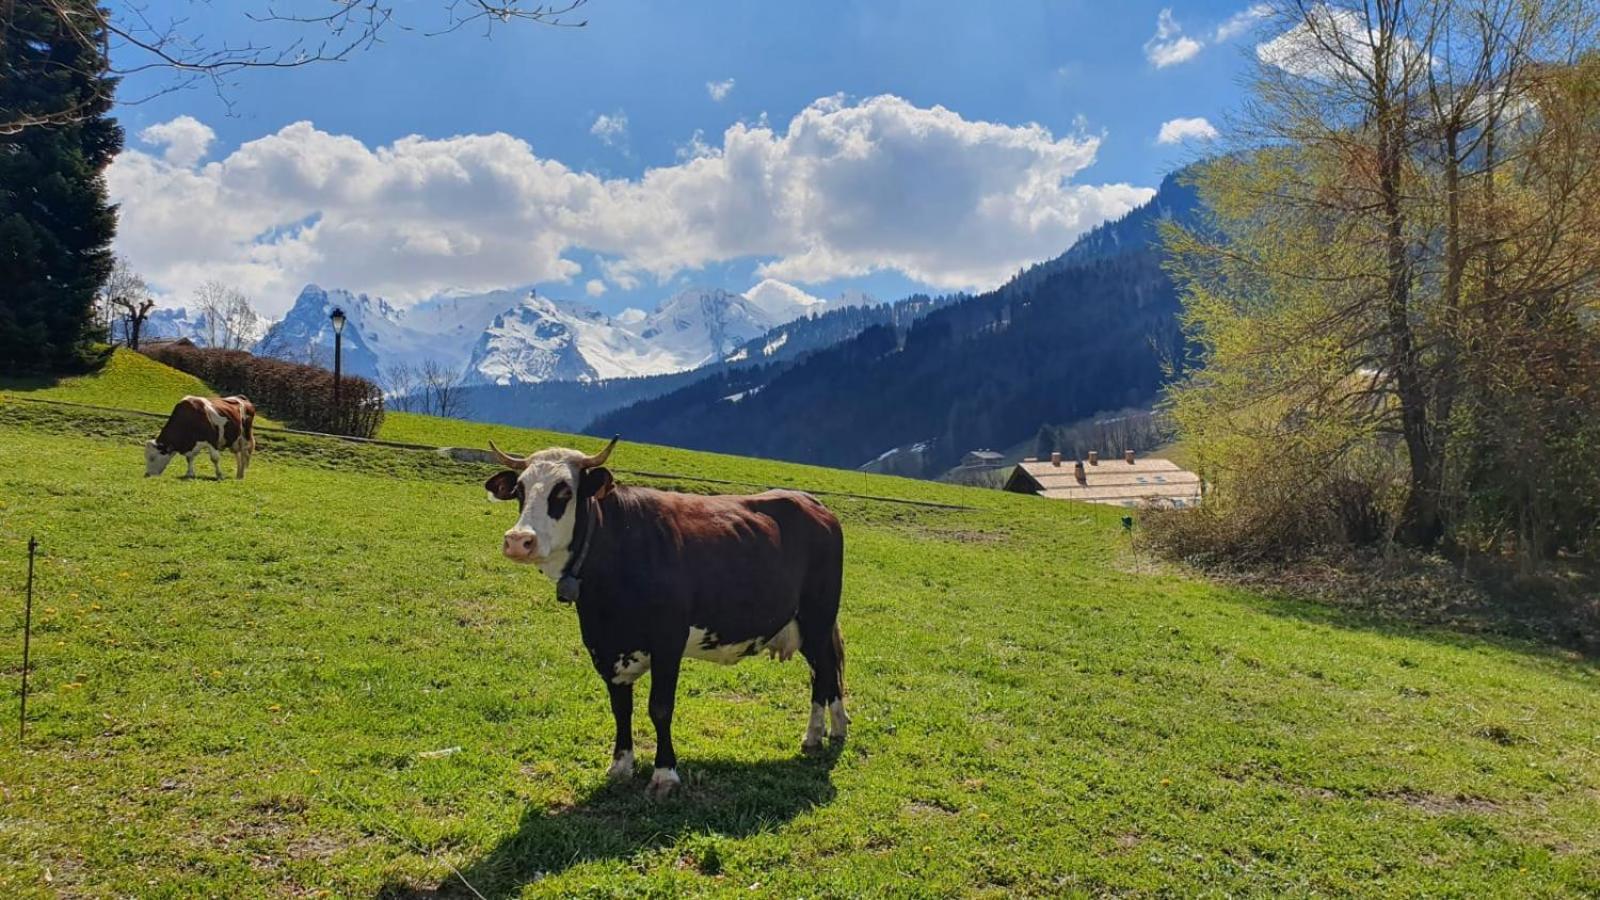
[210,669,224,678]
[1160,778,1172,786]
[91,604,102,611]
[268,704,282,712]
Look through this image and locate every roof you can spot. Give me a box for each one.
[1006,456,1202,507]
[965,450,1004,460]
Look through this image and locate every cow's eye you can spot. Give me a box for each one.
[547,482,573,519]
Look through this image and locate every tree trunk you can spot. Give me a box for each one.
[1378,100,1442,547]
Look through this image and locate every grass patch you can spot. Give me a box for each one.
[0,348,281,427]
[0,362,1598,896]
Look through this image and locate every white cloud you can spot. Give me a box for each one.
[706,78,735,102]
[1257,5,1429,82]
[1214,4,1270,42]
[1146,9,1203,68]
[590,111,628,147]
[675,128,716,162]
[138,115,215,168]
[1157,117,1220,144]
[585,278,607,297]
[109,98,1152,315]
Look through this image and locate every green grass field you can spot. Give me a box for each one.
[2,353,1598,897]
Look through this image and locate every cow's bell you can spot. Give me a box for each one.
[556,574,582,604]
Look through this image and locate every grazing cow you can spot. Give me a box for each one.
[145,395,256,480]
[485,437,848,797]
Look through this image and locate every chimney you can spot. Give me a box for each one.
[1051,451,1062,467]
[1125,449,1135,464]
[1023,456,1038,463]
[1074,460,1087,484]
[1088,451,1099,466]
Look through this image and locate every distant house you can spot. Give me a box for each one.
[960,449,1006,470]
[1004,450,1202,508]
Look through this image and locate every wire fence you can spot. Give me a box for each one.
[2,394,975,511]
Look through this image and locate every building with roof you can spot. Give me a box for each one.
[960,449,1006,470]
[1003,450,1201,508]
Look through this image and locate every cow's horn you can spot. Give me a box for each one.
[580,435,619,469]
[487,439,529,469]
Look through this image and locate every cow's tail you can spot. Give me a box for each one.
[241,404,255,447]
[831,622,846,698]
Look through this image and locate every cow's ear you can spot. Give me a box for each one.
[580,466,615,501]
[485,470,521,501]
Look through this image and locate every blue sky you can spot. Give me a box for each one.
[108,0,1266,317]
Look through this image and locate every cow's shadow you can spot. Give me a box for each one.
[383,748,840,898]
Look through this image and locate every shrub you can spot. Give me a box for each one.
[141,345,384,438]
[1143,448,1403,567]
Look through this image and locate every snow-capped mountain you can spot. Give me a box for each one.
[463,287,811,385]
[465,293,672,384]
[743,279,827,322]
[120,306,210,345]
[253,280,840,388]
[254,286,391,379]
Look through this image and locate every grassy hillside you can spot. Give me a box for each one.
[7,349,280,427]
[1,358,1598,897]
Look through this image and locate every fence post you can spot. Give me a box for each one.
[20,536,37,743]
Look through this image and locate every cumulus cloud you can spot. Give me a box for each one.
[109,96,1152,315]
[139,115,215,168]
[675,128,716,162]
[1258,5,1428,82]
[1214,4,1271,41]
[590,111,628,147]
[706,78,735,102]
[1157,117,1220,144]
[1146,9,1203,67]
[585,278,607,297]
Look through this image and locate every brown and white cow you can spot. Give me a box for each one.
[145,395,256,480]
[485,437,848,797]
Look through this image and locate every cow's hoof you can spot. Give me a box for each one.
[801,737,826,754]
[647,767,680,798]
[606,750,634,781]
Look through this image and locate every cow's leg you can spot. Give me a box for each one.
[181,451,197,479]
[799,621,847,751]
[234,446,248,480]
[207,445,223,480]
[605,682,635,781]
[646,652,682,797]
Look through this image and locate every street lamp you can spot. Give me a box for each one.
[329,307,346,411]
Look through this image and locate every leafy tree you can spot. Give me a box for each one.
[1164,0,1600,560]
[0,0,122,374]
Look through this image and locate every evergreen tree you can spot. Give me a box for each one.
[0,0,122,373]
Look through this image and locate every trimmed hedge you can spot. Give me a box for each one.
[142,345,384,438]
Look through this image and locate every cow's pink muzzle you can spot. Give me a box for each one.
[503,530,540,562]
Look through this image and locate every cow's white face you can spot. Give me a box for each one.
[503,459,579,567]
[485,441,618,578]
[144,440,176,477]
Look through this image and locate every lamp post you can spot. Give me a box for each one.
[329,307,347,412]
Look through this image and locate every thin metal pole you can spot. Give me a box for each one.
[333,332,343,411]
[20,536,36,743]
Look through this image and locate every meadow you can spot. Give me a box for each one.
[1,352,1598,897]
